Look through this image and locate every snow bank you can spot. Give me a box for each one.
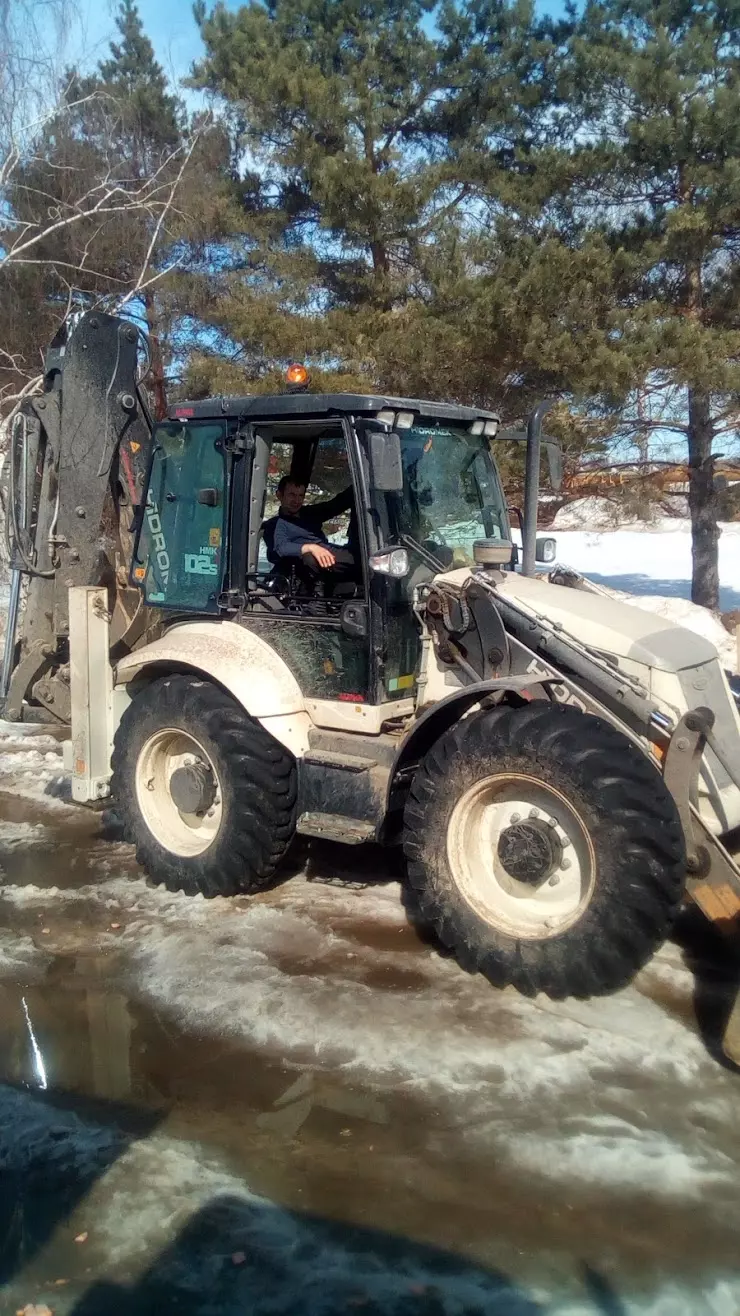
[552,497,655,531]
[551,518,740,613]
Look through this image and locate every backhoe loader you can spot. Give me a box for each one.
[3,310,740,1060]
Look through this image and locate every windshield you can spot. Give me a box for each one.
[387,426,509,567]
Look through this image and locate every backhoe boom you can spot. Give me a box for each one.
[1,311,152,723]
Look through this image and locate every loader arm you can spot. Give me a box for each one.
[1,311,153,724]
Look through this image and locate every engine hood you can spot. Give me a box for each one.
[485,572,717,674]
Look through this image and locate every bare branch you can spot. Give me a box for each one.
[0,373,43,445]
[1,151,190,266]
[0,0,79,160]
[116,257,184,308]
[6,257,128,282]
[626,418,691,436]
[116,130,202,311]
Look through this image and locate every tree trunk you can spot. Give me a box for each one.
[681,234,720,611]
[687,386,720,610]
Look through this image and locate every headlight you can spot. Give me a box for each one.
[369,548,410,578]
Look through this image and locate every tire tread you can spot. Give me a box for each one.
[111,674,297,897]
[403,701,685,999]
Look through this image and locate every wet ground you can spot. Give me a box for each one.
[0,723,740,1315]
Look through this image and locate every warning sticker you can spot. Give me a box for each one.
[209,527,221,547]
[388,673,415,692]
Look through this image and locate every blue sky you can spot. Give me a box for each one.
[71,0,235,89]
[72,0,570,92]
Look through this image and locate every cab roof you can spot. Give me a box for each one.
[167,392,500,425]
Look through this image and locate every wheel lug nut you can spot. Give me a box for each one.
[529,808,539,819]
[146,778,154,791]
[560,858,572,870]
[548,817,558,828]
[548,874,560,886]
[509,812,521,823]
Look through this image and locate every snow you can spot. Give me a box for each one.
[2,866,734,1206]
[0,722,71,808]
[547,510,740,614]
[1,717,740,1309]
[552,498,654,531]
[0,928,51,979]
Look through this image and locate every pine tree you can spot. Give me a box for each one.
[76,0,185,408]
[562,0,740,608]
[97,0,181,166]
[193,0,445,303]
[422,1,631,423]
[188,0,469,392]
[183,0,613,501]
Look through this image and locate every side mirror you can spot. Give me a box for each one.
[544,440,563,492]
[369,431,404,492]
[536,536,557,564]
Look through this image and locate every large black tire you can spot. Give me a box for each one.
[111,674,297,896]
[403,701,686,999]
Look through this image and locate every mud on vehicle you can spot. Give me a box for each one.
[4,311,740,1059]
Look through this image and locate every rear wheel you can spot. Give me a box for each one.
[403,702,686,998]
[111,674,297,896]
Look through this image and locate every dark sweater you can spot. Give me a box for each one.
[265,488,354,562]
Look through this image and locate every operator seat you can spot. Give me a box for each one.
[261,514,279,567]
[259,510,361,602]
[260,516,317,596]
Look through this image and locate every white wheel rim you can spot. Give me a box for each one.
[135,728,223,858]
[446,773,595,940]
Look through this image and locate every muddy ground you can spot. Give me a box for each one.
[0,722,739,1316]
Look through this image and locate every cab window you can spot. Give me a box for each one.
[134,420,227,611]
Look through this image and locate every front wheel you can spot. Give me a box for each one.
[111,674,297,896]
[403,702,686,998]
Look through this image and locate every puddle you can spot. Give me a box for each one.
[1,955,740,1316]
[322,914,428,957]
[1,743,740,1312]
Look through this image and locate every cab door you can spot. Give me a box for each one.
[240,427,372,703]
[133,419,228,612]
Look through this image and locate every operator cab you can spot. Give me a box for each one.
[132,391,508,705]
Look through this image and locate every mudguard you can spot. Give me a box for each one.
[115,619,311,756]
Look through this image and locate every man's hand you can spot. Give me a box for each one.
[301,542,336,569]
